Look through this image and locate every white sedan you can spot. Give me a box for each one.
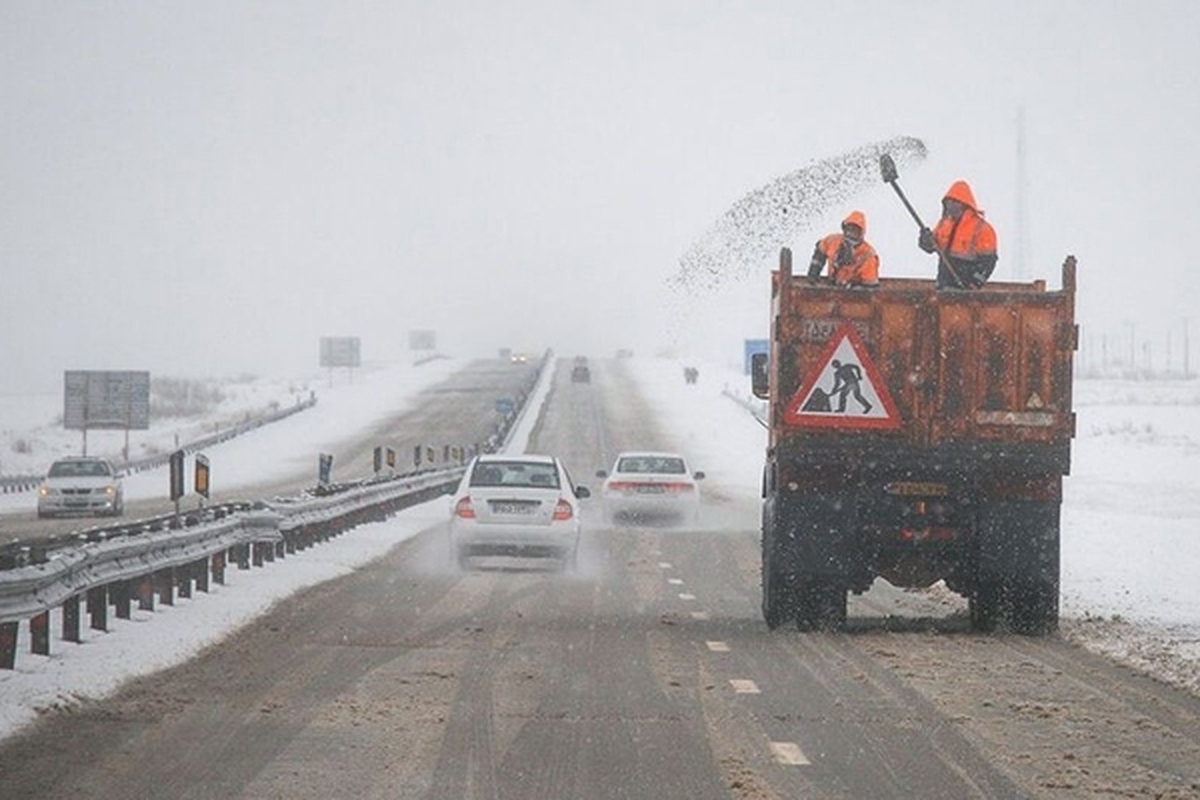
[37,456,125,518]
[449,454,589,570]
[597,451,704,525]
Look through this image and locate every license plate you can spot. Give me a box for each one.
[636,485,666,494]
[491,502,535,514]
[884,481,949,497]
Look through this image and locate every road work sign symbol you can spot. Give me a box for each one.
[783,323,900,429]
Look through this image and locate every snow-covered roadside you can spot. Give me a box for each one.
[1,359,464,510]
[0,359,468,741]
[622,357,1200,698]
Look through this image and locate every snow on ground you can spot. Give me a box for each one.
[1,356,1199,743]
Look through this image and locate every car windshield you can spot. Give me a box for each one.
[470,461,560,489]
[47,460,111,478]
[616,456,686,475]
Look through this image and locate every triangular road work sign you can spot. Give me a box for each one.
[783,323,901,429]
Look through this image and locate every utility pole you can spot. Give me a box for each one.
[1185,317,1192,379]
[1014,105,1030,281]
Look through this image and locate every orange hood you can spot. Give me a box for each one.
[943,181,978,210]
[841,210,867,235]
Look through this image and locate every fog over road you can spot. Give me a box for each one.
[2,360,1199,799]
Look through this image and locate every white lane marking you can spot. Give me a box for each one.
[678,593,696,601]
[729,679,760,694]
[770,741,810,766]
[667,578,684,585]
[690,611,710,620]
[658,562,673,569]
[706,641,730,652]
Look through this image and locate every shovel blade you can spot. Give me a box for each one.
[880,153,899,183]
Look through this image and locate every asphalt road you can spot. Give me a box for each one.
[2,358,1200,798]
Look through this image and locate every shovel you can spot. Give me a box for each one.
[880,154,963,287]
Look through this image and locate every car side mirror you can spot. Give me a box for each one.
[693,471,706,480]
[750,352,770,399]
[575,486,590,499]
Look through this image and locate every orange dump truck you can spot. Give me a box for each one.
[751,248,1077,634]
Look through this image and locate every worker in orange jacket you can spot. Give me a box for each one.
[918,180,998,289]
[807,210,880,287]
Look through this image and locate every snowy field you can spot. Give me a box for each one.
[1,357,1198,742]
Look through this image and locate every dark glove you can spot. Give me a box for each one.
[918,227,935,253]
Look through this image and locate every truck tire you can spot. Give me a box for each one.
[1008,578,1058,635]
[796,580,847,632]
[762,563,798,629]
[969,581,1000,632]
[975,494,1061,636]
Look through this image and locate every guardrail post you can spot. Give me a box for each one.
[63,595,81,643]
[113,580,132,620]
[87,586,108,631]
[195,558,210,593]
[1,622,17,669]
[137,575,155,611]
[156,568,175,606]
[177,568,192,599]
[284,531,296,554]
[237,544,250,570]
[211,551,226,585]
[31,610,50,656]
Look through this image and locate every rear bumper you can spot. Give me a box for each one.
[604,493,697,518]
[451,522,579,557]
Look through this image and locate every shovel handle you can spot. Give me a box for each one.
[886,178,965,287]
[887,180,927,230]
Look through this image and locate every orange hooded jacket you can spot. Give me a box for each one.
[808,210,880,286]
[931,181,998,287]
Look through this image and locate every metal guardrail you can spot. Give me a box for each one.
[0,352,550,668]
[721,387,768,428]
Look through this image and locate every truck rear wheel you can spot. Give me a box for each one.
[969,581,1000,632]
[1008,578,1058,635]
[796,581,847,632]
[763,565,798,629]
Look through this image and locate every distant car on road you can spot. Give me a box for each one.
[37,456,125,518]
[449,454,589,571]
[597,451,703,525]
[571,363,591,383]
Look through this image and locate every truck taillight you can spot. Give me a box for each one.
[663,482,694,493]
[454,497,476,518]
[553,499,573,520]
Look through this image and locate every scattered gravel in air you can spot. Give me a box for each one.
[672,135,927,292]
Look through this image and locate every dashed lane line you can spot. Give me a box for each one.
[729,679,761,694]
[706,641,730,652]
[769,741,810,766]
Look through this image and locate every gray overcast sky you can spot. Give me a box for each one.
[2,1,1197,389]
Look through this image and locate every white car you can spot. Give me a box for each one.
[449,454,589,570]
[597,451,704,525]
[37,456,125,518]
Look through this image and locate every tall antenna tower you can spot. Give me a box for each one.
[1014,106,1030,280]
